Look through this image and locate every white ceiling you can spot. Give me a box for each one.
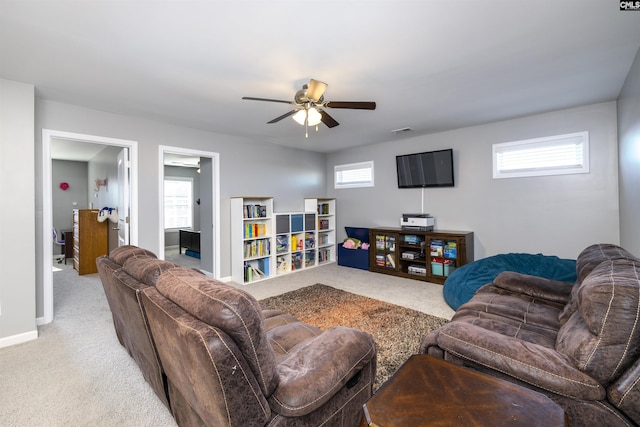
[2,1,640,154]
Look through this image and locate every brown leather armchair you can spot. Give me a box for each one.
[140,266,377,426]
[420,244,640,427]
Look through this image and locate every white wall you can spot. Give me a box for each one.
[34,99,327,318]
[328,102,620,260]
[618,47,640,257]
[0,78,37,346]
[52,159,88,231]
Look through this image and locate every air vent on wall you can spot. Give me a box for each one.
[391,127,413,134]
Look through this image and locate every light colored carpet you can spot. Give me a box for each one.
[0,260,454,426]
[164,246,201,269]
[0,261,177,426]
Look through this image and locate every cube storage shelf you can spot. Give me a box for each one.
[369,228,473,284]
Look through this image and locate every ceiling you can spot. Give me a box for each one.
[2,1,640,154]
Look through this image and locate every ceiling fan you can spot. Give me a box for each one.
[242,79,376,137]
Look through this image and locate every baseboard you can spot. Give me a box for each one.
[0,329,38,349]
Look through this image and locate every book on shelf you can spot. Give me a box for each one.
[244,223,267,238]
[318,203,330,215]
[430,240,443,256]
[376,254,385,266]
[386,253,395,268]
[244,257,270,282]
[386,235,396,251]
[319,248,330,263]
[243,238,271,258]
[243,204,267,219]
[318,219,330,230]
[444,241,457,258]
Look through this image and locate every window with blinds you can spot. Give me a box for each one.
[493,131,589,179]
[334,161,374,188]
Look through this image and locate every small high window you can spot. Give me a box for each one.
[493,131,589,179]
[335,161,374,189]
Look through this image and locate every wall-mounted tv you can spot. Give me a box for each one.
[396,149,454,188]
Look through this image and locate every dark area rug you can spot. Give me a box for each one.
[260,284,449,390]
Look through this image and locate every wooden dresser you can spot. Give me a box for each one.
[73,209,108,275]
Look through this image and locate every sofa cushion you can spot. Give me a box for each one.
[109,245,157,265]
[122,257,178,287]
[435,320,605,400]
[155,267,279,396]
[556,258,640,385]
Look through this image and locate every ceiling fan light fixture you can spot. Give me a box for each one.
[292,109,307,125]
[292,107,322,127]
[307,107,322,126]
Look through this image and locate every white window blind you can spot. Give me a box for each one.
[335,161,374,188]
[493,131,589,179]
[164,177,193,229]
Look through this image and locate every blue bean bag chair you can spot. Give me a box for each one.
[443,253,577,310]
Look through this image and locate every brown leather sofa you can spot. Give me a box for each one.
[96,245,177,409]
[97,246,377,426]
[420,243,640,426]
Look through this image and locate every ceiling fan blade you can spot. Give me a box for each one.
[267,109,298,124]
[242,96,294,105]
[319,110,339,128]
[325,101,376,110]
[307,79,328,102]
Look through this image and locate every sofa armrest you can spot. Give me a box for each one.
[493,271,574,304]
[608,357,640,424]
[437,321,604,401]
[268,326,376,417]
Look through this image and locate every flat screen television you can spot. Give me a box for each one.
[396,149,454,188]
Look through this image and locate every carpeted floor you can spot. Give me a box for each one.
[260,284,449,390]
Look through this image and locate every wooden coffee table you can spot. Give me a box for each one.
[360,354,567,427]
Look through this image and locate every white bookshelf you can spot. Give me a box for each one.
[231,197,274,284]
[305,198,336,265]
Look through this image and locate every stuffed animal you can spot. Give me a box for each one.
[343,237,362,249]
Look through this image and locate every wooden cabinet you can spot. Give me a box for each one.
[369,228,473,284]
[73,209,108,275]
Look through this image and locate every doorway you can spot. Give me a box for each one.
[41,129,138,325]
[158,146,220,278]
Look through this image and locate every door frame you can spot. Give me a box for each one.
[41,129,138,325]
[158,146,220,278]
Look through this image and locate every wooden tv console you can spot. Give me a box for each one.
[369,228,473,285]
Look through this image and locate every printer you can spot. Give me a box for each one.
[400,213,435,231]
